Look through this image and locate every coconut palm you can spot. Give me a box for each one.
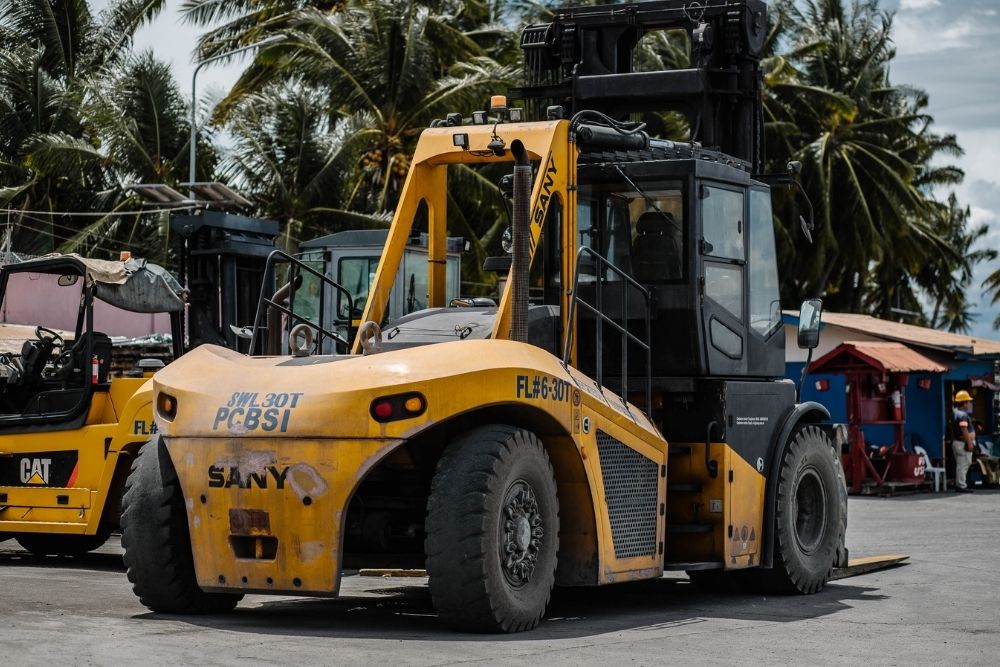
[0,0,174,257]
[209,2,516,214]
[222,81,386,249]
[762,0,970,323]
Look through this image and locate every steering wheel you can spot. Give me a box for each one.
[50,346,78,380]
[35,326,64,349]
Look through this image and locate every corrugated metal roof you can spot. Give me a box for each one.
[810,341,948,373]
[786,310,1000,358]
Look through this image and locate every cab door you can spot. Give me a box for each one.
[698,181,748,375]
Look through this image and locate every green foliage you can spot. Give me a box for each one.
[762,0,978,329]
[0,0,991,333]
[0,0,191,263]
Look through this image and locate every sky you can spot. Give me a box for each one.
[885,0,1000,338]
[99,0,1000,337]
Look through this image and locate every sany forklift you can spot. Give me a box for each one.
[121,0,854,632]
[0,254,185,556]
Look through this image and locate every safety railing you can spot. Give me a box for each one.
[249,250,355,356]
[561,246,652,417]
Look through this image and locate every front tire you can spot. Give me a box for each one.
[768,425,846,594]
[120,435,242,614]
[425,425,559,633]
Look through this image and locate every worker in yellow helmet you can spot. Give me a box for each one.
[951,390,976,493]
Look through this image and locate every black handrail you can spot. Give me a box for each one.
[249,250,355,356]
[561,246,652,418]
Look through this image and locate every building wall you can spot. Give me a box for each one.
[787,336,996,462]
[784,323,882,363]
[788,363,947,459]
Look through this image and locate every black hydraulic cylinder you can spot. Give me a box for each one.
[575,123,650,152]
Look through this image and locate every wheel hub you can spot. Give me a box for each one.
[793,467,827,554]
[499,480,543,587]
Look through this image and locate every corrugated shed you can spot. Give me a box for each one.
[787,311,1000,357]
[810,341,948,374]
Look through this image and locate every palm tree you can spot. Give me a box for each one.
[185,1,515,207]
[222,80,385,249]
[763,0,973,324]
[0,0,174,257]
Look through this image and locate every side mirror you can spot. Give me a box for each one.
[797,298,823,349]
[57,274,80,287]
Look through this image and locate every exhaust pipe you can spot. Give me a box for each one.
[510,140,531,343]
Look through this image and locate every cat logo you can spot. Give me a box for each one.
[20,458,51,485]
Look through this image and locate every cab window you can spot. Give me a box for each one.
[702,186,744,260]
[338,257,379,318]
[576,181,684,282]
[748,188,781,336]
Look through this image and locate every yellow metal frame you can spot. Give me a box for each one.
[352,121,578,352]
[148,117,772,598]
[0,378,157,536]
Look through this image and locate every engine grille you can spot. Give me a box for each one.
[596,430,659,559]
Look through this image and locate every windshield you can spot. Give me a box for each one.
[576,180,685,283]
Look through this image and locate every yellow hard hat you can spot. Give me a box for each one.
[955,390,973,403]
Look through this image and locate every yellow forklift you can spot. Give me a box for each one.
[121,0,849,631]
[0,254,184,556]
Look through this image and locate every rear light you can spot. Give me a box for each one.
[157,392,177,421]
[373,401,394,420]
[370,392,426,423]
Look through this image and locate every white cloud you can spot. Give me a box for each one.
[900,0,942,10]
[894,14,988,54]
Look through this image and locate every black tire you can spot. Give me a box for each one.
[767,425,847,594]
[15,530,110,557]
[425,425,559,633]
[120,435,242,614]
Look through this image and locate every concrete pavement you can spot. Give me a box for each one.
[1,491,997,665]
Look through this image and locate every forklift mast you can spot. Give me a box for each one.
[515,0,767,173]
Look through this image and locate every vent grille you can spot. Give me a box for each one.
[596,430,659,559]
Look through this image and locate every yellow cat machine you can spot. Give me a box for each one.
[0,254,185,556]
[121,0,855,631]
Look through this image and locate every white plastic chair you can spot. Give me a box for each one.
[915,445,946,493]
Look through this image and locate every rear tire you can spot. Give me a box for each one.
[120,435,242,614]
[766,425,846,594]
[425,425,559,633]
[15,530,110,557]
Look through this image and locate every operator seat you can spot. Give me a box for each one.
[19,336,56,385]
[631,211,682,281]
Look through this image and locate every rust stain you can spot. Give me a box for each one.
[229,508,271,535]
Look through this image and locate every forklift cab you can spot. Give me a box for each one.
[567,153,784,385]
[0,255,185,431]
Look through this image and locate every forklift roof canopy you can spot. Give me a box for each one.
[2,253,187,314]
